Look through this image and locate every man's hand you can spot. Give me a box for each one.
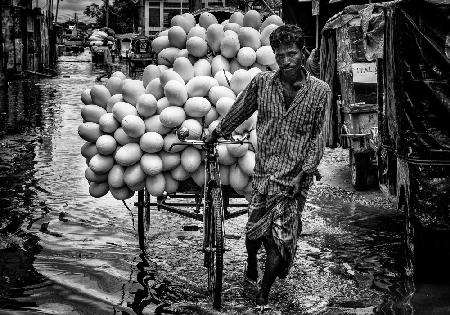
[289,171,306,196]
[204,128,220,144]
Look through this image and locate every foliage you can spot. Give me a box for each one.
[83,0,140,34]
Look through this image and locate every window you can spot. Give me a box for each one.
[149,6,160,27]
[163,0,189,28]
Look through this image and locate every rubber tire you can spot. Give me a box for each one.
[137,189,151,252]
[351,151,370,191]
[209,187,224,309]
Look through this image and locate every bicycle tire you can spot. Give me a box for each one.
[208,187,224,309]
[137,189,151,252]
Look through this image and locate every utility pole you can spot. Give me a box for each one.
[104,0,109,28]
[74,12,78,36]
[139,0,145,34]
[48,0,53,28]
[55,0,60,24]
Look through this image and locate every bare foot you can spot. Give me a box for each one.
[256,290,268,306]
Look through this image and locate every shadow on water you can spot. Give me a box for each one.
[306,199,450,314]
[0,80,54,312]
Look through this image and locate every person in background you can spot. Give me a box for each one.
[96,40,113,81]
[206,24,331,307]
[305,47,320,77]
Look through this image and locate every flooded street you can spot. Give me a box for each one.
[0,49,449,315]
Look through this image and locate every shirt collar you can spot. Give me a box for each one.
[274,66,311,88]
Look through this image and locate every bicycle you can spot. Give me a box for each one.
[134,127,252,309]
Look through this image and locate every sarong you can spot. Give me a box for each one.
[246,189,308,277]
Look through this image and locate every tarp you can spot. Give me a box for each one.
[322,3,390,61]
[382,0,450,160]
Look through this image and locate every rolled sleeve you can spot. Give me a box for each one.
[215,75,258,137]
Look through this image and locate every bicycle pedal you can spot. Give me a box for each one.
[182,224,200,231]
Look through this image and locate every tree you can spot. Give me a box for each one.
[84,4,103,25]
[83,0,139,33]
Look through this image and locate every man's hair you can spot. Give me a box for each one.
[269,24,305,50]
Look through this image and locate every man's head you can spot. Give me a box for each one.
[269,25,305,79]
[269,24,305,51]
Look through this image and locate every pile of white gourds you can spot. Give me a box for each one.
[78,10,283,201]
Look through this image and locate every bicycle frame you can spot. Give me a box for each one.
[135,130,253,308]
[169,132,251,263]
[202,142,225,258]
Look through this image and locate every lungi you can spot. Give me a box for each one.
[246,189,308,278]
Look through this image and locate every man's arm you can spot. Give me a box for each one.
[214,75,259,138]
[291,87,330,194]
[301,87,331,174]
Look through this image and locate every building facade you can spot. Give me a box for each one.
[1,0,54,86]
[143,0,226,35]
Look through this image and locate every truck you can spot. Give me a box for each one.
[320,0,450,279]
[378,0,450,280]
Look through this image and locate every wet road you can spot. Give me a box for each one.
[0,49,449,314]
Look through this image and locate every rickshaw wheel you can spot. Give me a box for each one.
[207,187,224,309]
[350,150,370,190]
[137,189,151,252]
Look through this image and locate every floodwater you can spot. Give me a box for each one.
[0,49,449,314]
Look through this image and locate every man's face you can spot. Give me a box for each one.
[274,43,303,77]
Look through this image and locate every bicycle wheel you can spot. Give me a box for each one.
[137,188,151,252]
[207,187,224,309]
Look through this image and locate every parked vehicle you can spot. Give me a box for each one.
[378,0,450,280]
[126,34,154,78]
[321,4,384,190]
[321,1,450,280]
[116,33,138,60]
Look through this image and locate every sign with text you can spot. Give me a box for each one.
[352,62,377,83]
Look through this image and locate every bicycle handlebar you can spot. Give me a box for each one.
[169,127,253,151]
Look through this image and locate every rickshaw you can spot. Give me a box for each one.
[134,128,250,309]
[322,0,450,280]
[320,4,385,190]
[126,34,155,78]
[128,7,252,309]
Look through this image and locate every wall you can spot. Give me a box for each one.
[143,0,226,36]
[0,2,52,86]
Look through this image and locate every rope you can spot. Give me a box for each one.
[382,145,450,166]
[122,200,136,231]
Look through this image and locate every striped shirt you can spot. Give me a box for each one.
[216,68,331,195]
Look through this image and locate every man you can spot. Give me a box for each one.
[207,24,330,306]
[305,48,320,77]
[96,40,113,81]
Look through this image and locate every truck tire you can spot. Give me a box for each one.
[350,150,370,191]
